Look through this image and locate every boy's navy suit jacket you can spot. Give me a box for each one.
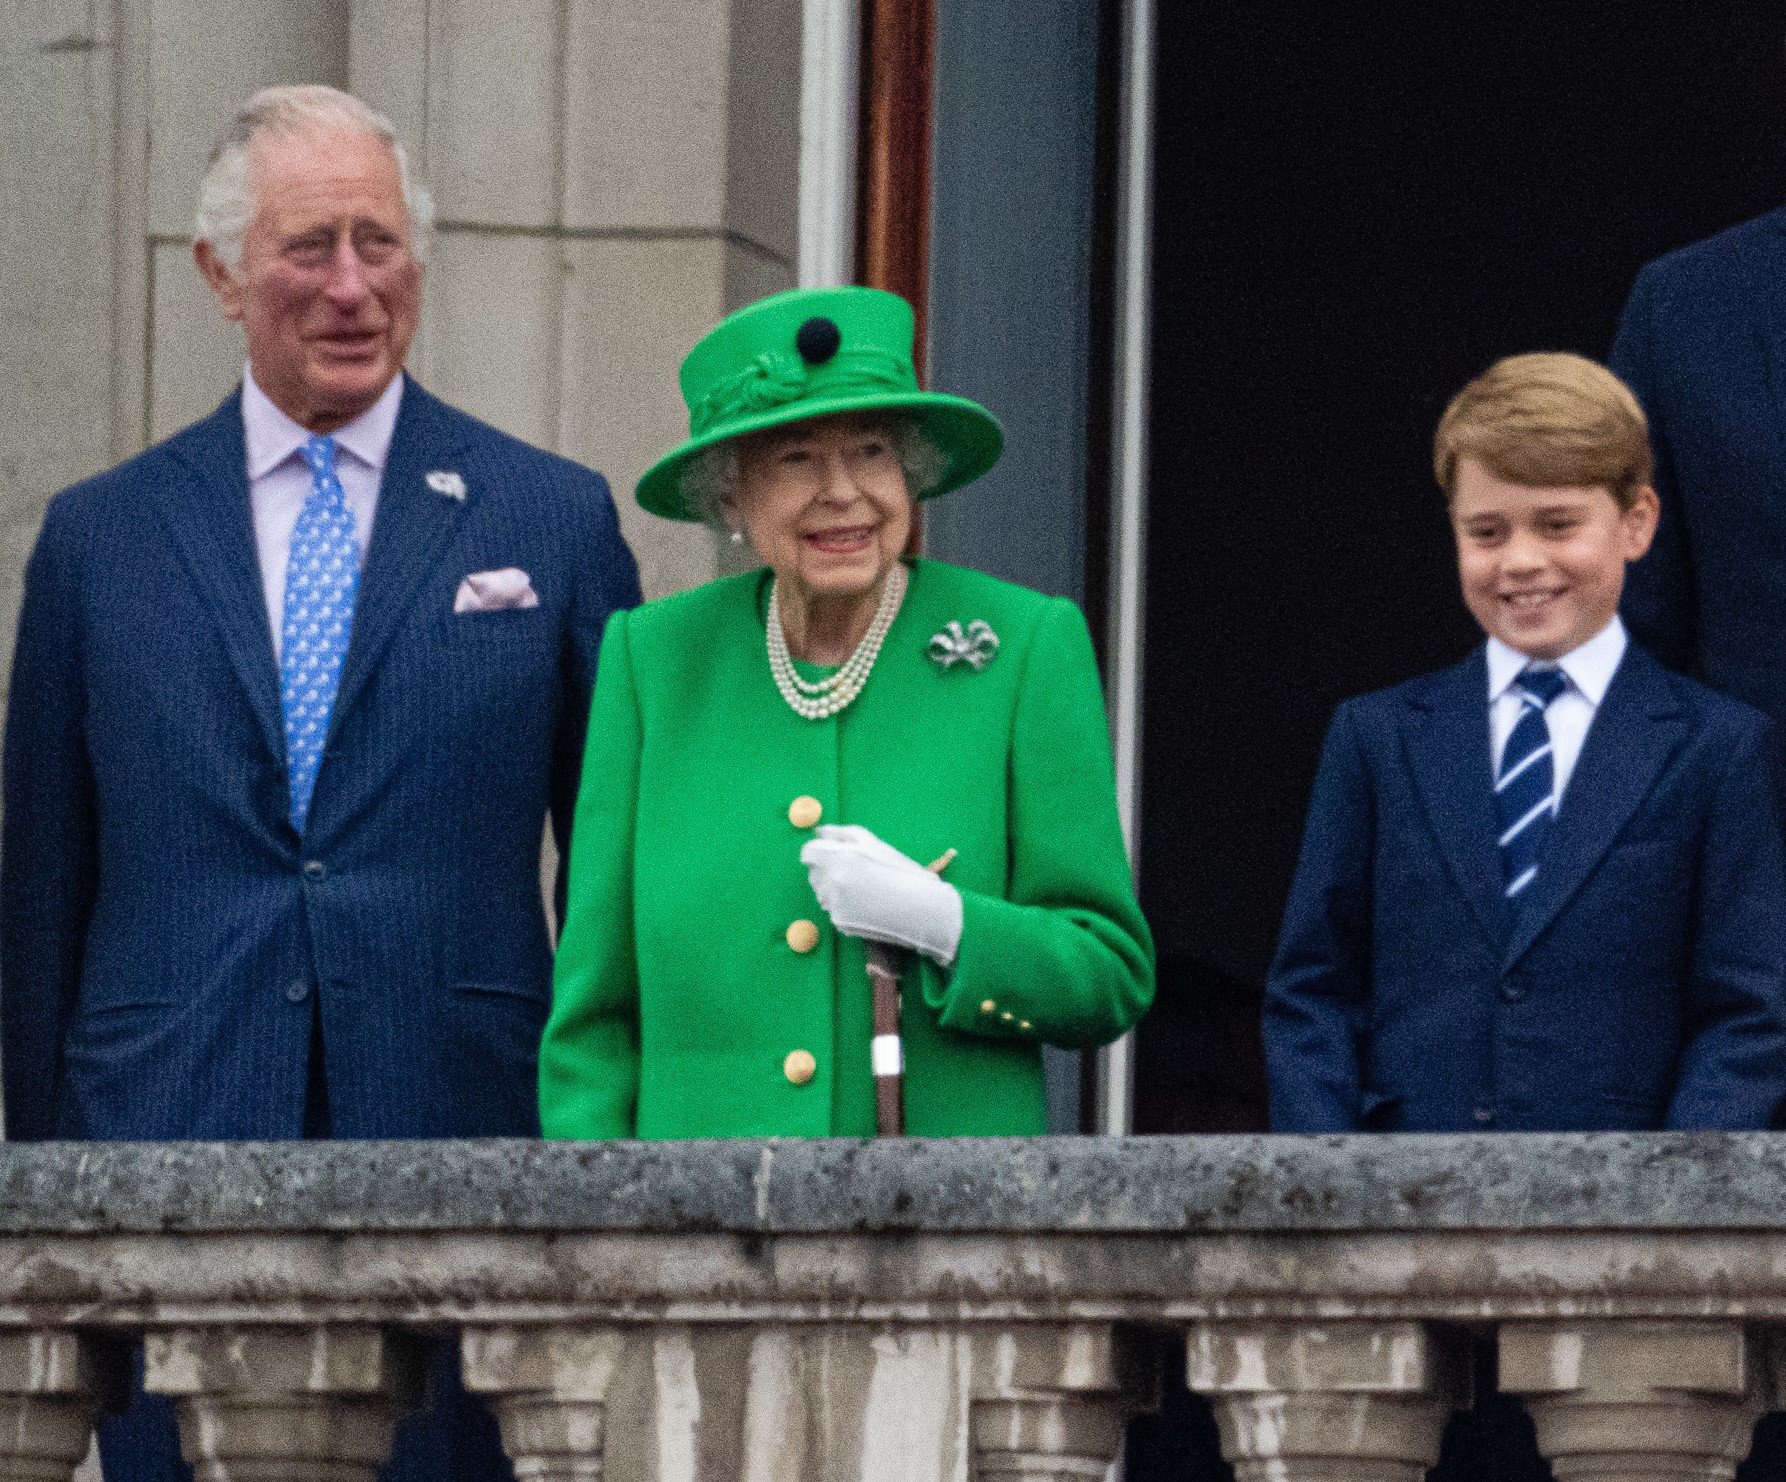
[0,377,641,1141]
[1264,642,1786,1134]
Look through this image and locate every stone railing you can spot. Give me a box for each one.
[1,1134,1785,1480]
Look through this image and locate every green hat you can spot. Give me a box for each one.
[636,286,1005,522]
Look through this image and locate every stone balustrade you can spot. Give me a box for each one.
[3,1134,1786,1479]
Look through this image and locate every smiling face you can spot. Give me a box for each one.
[195,126,422,433]
[730,412,913,614]
[1451,458,1659,661]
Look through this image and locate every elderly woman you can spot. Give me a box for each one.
[539,286,1151,1137]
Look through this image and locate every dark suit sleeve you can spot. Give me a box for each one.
[548,470,641,932]
[1665,714,1786,1129]
[540,609,643,1138]
[1261,702,1374,1132]
[0,502,97,1140]
[1612,263,1698,676]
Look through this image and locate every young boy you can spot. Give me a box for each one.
[1264,352,1786,1133]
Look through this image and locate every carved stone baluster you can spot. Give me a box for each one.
[0,1331,124,1482]
[1186,1321,1468,1482]
[460,1325,628,1481]
[1500,1321,1763,1482]
[143,1325,421,1482]
[970,1324,1156,1480]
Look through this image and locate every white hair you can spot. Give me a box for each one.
[683,416,951,530]
[194,84,435,270]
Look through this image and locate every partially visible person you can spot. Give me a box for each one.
[1611,213,1786,795]
[1612,225,1786,1482]
[1,85,638,1482]
[539,285,1152,1139]
[1264,352,1786,1134]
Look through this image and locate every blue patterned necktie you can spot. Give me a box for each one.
[280,435,360,833]
[1496,665,1569,903]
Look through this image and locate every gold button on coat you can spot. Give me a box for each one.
[788,795,823,829]
[786,919,821,953]
[981,999,997,1015]
[784,1049,817,1085]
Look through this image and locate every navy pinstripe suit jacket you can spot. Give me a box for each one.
[0,377,641,1140]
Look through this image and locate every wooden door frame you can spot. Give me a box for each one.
[855,0,936,383]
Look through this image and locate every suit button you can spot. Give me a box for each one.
[788,795,823,829]
[786,919,820,953]
[302,860,327,881]
[1501,970,1530,1004]
[1474,1106,1496,1127]
[285,980,310,1003]
[784,1049,817,1085]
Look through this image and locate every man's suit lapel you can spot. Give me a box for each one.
[154,392,285,763]
[327,377,476,737]
[1401,651,1508,951]
[1504,646,1688,967]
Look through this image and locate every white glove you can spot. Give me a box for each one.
[799,824,964,966]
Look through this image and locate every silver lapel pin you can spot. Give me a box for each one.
[426,470,467,502]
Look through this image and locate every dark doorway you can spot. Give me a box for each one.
[1130,2,1786,1139]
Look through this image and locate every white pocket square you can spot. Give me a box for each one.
[454,568,540,614]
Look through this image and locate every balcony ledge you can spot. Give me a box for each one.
[1,1134,1784,1482]
[2,1131,1782,1235]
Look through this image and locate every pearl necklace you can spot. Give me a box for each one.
[766,563,908,720]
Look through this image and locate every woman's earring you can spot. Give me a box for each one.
[729,528,745,546]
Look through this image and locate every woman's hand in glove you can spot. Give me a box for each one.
[799,824,963,966]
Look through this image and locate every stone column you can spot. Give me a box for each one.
[1186,1321,1468,1482]
[460,1325,628,1481]
[143,1325,421,1482]
[350,0,804,602]
[1500,1321,1763,1482]
[0,1331,124,1482]
[971,1324,1155,1480]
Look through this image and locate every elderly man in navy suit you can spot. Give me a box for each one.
[0,85,639,1481]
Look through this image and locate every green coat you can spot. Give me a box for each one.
[539,558,1153,1138]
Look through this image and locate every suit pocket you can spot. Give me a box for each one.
[61,1000,174,1078]
[452,979,548,1006]
[446,985,549,1084]
[433,604,559,731]
[443,983,549,1135]
[453,607,544,629]
[72,994,174,1023]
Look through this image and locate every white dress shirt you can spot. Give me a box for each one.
[242,369,403,660]
[1487,616,1628,806]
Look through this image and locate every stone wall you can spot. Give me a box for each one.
[3,1133,1786,1480]
[0,0,802,715]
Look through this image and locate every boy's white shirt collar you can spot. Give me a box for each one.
[1486,615,1628,707]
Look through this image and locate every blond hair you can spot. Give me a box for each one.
[1434,352,1652,509]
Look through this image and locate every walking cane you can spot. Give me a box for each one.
[867,848,955,1136]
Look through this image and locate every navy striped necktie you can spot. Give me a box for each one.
[1496,665,1569,903]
